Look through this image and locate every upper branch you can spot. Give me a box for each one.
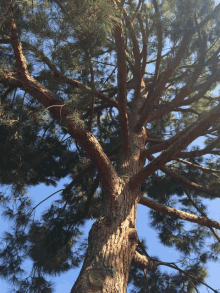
[130,101,220,190]
[8,18,29,80]
[136,13,148,78]
[146,66,217,123]
[22,42,118,109]
[177,150,220,159]
[134,19,194,132]
[114,7,131,156]
[140,120,199,160]
[0,16,120,200]
[151,0,162,90]
[122,6,142,102]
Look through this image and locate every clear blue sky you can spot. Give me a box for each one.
[1,0,220,292]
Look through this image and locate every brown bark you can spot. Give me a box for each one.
[114,14,131,157]
[135,18,194,131]
[145,154,220,198]
[2,2,220,292]
[22,42,118,108]
[70,111,148,292]
[138,195,220,230]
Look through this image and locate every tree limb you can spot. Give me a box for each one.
[0,17,120,199]
[177,150,220,159]
[22,42,118,108]
[136,12,148,78]
[173,157,220,174]
[122,6,142,102]
[132,250,157,272]
[131,99,220,190]
[114,7,131,157]
[138,195,220,230]
[135,19,194,132]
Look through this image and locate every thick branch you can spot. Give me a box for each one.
[1,18,121,194]
[140,120,199,160]
[0,70,120,198]
[8,18,29,80]
[122,6,142,102]
[152,0,162,89]
[136,13,148,78]
[132,250,157,272]
[130,100,220,190]
[114,14,130,156]
[135,19,194,131]
[138,196,220,230]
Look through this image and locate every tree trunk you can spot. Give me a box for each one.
[71,94,148,293]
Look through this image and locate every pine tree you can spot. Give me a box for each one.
[0,0,220,292]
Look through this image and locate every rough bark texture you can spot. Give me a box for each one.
[70,85,147,293]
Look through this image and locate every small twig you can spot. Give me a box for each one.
[29,189,64,215]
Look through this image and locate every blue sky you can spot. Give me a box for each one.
[1,0,220,292]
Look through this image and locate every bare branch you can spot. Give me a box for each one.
[114,9,131,157]
[8,18,29,80]
[0,38,10,44]
[151,0,163,89]
[196,3,220,31]
[122,6,142,102]
[131,100,220,190]
[172,107,200,116]
[204,126,220,135]
[135,19,194,132]
[136,13,148,78]
[146,62,210,123]
[141,120,199,160]
[138,195,220,230]
[155,260,217,292]
[173,157,220,174]
[132,250,157,272]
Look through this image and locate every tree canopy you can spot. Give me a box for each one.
[0,0,220,292]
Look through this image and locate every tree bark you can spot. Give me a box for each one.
[70,90,147,293]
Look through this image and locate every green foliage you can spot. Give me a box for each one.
[0,0,220,292]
